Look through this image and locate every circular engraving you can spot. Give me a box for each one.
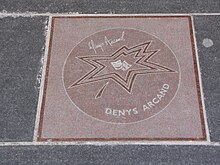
[63,28,180,123]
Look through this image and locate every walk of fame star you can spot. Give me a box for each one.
[68,41,177,98]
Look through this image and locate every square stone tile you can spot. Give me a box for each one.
[194,15,220,142]
[0,16,47,142]
[1,0,220,13]
[1,145,220,164]
[37,16,207,141]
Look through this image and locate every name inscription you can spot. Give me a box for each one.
[104,84,170,118]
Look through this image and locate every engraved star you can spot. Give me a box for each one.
[68,41,177,98]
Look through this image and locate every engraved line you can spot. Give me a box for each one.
[95,82,109,99]
[68,41,176,95]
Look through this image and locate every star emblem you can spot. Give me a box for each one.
[68,41,177,98]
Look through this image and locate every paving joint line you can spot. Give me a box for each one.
[33,16,53,142]
[0,12,220,18]
[0,141,220,146]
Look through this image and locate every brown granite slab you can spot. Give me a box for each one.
[37,16,206,141]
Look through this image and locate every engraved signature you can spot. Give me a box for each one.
[88,31,125,54]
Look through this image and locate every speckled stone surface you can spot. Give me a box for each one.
[0,0,220,13]
[0,17,47,141]
[194,15,220,142]
[0,145,219,165]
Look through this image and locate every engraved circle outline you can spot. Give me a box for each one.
[62,27,181,124]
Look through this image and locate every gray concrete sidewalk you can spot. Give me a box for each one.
[0,1,220,164]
